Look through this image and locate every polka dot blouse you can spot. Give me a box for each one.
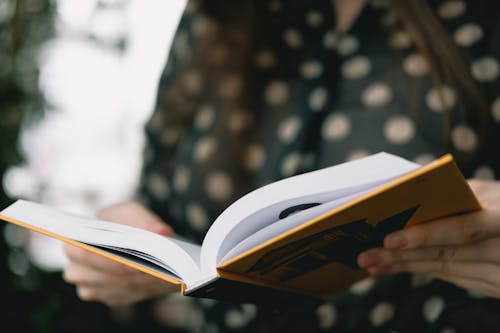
[137,0,500,332]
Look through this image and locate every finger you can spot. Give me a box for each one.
[63,243,135,273]
[98,202,173,236]
[432,275,499,299]
[371,260,500,289]
[383,209,500,249]
[63,262,142,287]
[73,272,179,307]
[75,284,141,307]
[360,239,500,267]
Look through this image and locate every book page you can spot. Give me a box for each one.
[199,152,420,276]
[0,200,202,285]
[219,189,375,264]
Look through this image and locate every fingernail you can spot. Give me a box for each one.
[358,251,382,268]
[152,225,173,236]
[385,233,407,249]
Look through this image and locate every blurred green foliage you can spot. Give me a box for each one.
[0,0,62,332]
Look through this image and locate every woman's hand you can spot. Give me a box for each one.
[62,201,179,307]
[358,179,500,298]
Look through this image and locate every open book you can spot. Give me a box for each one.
[0,152,481,307]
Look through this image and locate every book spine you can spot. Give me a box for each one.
[184,277,322,310]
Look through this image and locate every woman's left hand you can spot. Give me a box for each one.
[358,179,500,298]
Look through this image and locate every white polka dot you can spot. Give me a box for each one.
[205,171,233,202]
[283,28,303,48]
[454,23,483,47]
[241,304,257,317]
[438,0,466,19]
[244,144,266,171]
[278,115,301,143]
[219,75,242,100]
[362,82,393,108]
[208,45,228,64]
[451,125,478,152]
[264,80,289,106]
[150,109,165,130]
[413,154,436,166]
[184,1,198,14]
[471,57,500,82]
[309,86,329,111]
[186,202,209,231]
[228,110,253,133]
[191,17,217,37]
[305,10,323,27]
[341,56,372,79]
[194,136,218,162]
[473,165,495,180]
[323,31,339,49]
[160,128,181,145]
[337,35,360,56]
[174,166,190,192]
[346,149,370,161]
[426,85,457,112]
[315,303,337,330]
[224,306,257,329]
[492,97,500,122]
[410,274,434,288]
[225,309,245,329]
[281,152,302,176]
[300,60,323,79]
[322,113,351,141]
[388,30,412,49]
[182,69,203,95]
[195,105,215,130]
[146,173,170,199]
[369,302,395,327]
[199,298,217,308]
[440,328,456,333]
[384,115,415,144]
[422,296,445,322]
[403,53,429,76]
[255,49,276,69]
[349,277,375,295]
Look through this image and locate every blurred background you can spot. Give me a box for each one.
[0,0,185,331]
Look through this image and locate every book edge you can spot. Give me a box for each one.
[0,213,185,290]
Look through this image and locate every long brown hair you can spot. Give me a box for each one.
[389,0,489,151]
[160,0,489,159]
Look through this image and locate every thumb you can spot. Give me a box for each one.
[98,202,174,236]
[146,220,173,236]
[129,213,173,236]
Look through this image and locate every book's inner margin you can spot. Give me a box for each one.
[86,243,183,280]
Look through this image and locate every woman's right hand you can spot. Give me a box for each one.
[62,201,179,307]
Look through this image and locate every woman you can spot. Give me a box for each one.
[63,0,500,331]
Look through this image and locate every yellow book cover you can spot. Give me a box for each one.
[0,152,481,306]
